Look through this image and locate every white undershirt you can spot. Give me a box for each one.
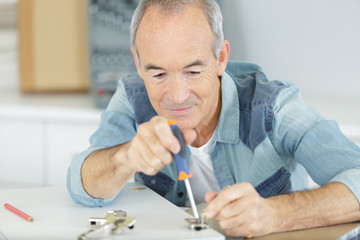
[185,133,221,206]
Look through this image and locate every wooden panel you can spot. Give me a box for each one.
[18,0,35,91]
[18,0,90,92]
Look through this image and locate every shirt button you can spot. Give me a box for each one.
[150,178,156,184]
[178,192,184,198]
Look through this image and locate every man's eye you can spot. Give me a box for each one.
[187,71,200,76]
[153,73,165,78]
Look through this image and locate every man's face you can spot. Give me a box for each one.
[133,5,226,131]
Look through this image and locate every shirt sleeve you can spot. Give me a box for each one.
[270,84,360,203]
[66,79,137,207]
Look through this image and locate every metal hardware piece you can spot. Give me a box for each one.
[78,210,135,240]
[89,217,107,226]
[88,210,127,226]
[105,210,127,218]
[185,213,209,231]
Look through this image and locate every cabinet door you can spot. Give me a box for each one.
[45,121,98,185]
[19,0,89,92]
[0,119,44,185]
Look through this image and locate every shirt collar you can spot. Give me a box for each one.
[215,71,240,144]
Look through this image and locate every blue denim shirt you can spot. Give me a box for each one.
[67,61,360,207]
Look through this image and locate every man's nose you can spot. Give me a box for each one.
[168,75,190,104]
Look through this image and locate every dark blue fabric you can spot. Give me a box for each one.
[255,167,291,198]
[122,73,157,125]
[225,69,288,151]
[135,172,175,197]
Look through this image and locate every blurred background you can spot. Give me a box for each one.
[0,0,359,188]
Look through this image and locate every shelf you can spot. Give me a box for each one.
[0,90,102,122]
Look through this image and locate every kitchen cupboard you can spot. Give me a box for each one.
[0,103,101,186]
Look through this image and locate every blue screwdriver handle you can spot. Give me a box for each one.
[168,120,192,181]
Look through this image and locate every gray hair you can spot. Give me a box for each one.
[130,0,224,59]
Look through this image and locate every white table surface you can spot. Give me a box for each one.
[0,183,224,240]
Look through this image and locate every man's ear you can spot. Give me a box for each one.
[131,46,142,76]
[216,40,230,77]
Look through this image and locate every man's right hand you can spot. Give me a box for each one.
[81,116,196,199]
[126,116,196,175]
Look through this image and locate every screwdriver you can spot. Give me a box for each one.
[168,120,200,223]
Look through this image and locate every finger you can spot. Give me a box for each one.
[218,187,264,220]
[142,120,175,166]
[204,191,218,203]
[129,127,164,174]
[218,213,245,230]
[127,137,154,174]
[141,136,176,173]
[216,197,247,219]
[132,118,176,175]
[149,141,174,165]
[152,117,181,153]
[205,186,243,218]
[206,183,252,218]
[132,137,161,175]
[140,126,174,166]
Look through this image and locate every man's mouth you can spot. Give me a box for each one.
[168,106,194,116]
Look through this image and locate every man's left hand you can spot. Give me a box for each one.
[204,182,278,238]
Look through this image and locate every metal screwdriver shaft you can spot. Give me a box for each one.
[184,179,200,221]
[168,120,200,223]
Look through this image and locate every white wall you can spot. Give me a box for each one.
[220,0,360,100]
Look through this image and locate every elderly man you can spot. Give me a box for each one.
[67,0,360,237]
